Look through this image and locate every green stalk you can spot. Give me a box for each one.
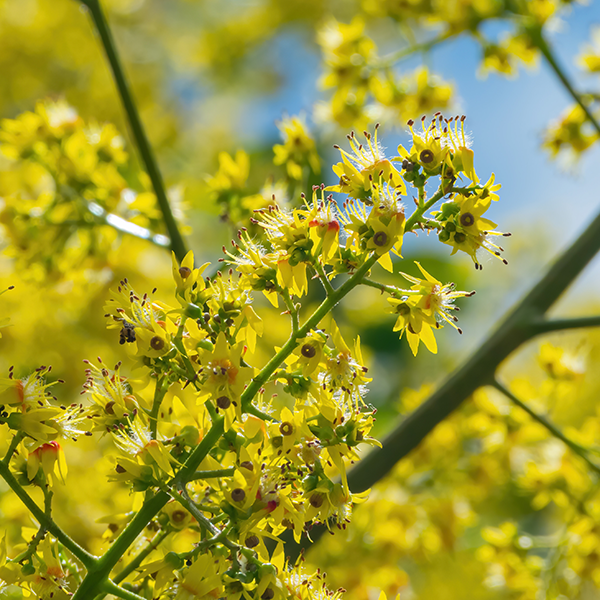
[113,528,171,585]
[0,461,96,569]
[79,0,187,261]
[375,30,454,69]
[71,416,224,599]
[102,580,146,600]
[149,376,169,440]
[404,185,447,231]
[492,379,600,476]
[531,315,600,335]
[529,26,600,138]
[240,254,379,413]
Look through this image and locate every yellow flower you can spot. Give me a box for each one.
[330,126,406,201]
[175,553,225,600]
[273,115,320,180]
[26,441,67,485]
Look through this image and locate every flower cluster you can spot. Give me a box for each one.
[0,100,174,279]
[0,115,505,600]
[316,17,453,128]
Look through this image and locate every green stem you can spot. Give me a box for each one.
[0,461,96,569]
[113,528,171,585]
[530,26,600,137]
[71,416,224,599]
[360,278,416,297]
[492,379,600,476]
[80,0,187,261]
[530,315,600,335]
[2,432,24,464]
[189,467,235,480]
[11,486,53,564]
[280,288,300,335]
[102,580,147,600]
[313,261,335,296]
[345,200,600,495]
[149,376,169,440]
[240,254,379,413]
[375,30,454,68]
[405,185,446,231]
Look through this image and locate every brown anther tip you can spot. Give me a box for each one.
[458,328,463,334]
[503,232,512,237]
[333,144,340,149]
[7,285,14,290]
[503,259,509,265]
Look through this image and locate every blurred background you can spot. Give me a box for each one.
[2,0,600,598]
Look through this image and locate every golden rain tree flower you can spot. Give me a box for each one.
[542,103,599,160]
[224,229,280,306]
[273,115,321,181]
[171,250,211,303]
[111,418,175,482]
[26,441,68,486]
[173,552,226,600]
[254,203,316,297]
[81,359,140,432]
[329,126,406,201]
[434,189,509,270]
[387,262,475,355]
[197,332,253,427]
[306,187,341,263]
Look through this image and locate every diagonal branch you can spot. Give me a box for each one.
[348,204,600,495]
[491,379,600,476]
[79,0,188,262]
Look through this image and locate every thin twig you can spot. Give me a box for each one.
[80,0,187,261]
[492,379,600,475]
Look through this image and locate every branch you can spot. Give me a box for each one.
[79,0,188,261]
[0,461,96,569]
[530,315,600,335]
[86,202,170,249]
[102,580,147,600]
[71,416,225,599]
[492,379,600,476]
[375,30,455,68]
[347,201,600,494]
[529,27,600,138]
[112,528,171,585]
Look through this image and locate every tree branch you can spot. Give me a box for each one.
[79,0,188,261]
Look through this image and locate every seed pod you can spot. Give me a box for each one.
[179,266,192,279]
[245,535,259,548]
